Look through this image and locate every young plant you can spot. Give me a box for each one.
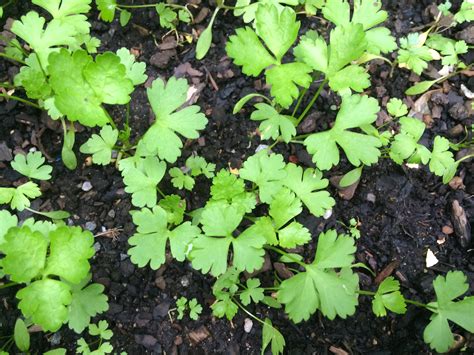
[76,321,114,355]
[170,155,215,191]
[0,213,108,333]
[175,297,203,320]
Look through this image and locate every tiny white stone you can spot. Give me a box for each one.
[244,318,253,333]
[426,249,439,268]
[323,209,333,220]
[460,84,474,99]
[406,163,420,169]
[82,181,93,191]
[255,144,269,153]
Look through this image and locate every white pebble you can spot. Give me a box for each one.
[81,181,93,191]
[323,209,333,220]
[244,318,253,333]
[426,249,439,268]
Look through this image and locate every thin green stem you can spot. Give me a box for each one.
[156,186,166,198]
[455,154,474,165]
[0,93,41,109]
[267,139,280,151]
[118,3,187,10]
[0,282,17,290]
[289,140,304,144]
[232,297,267,327]
[103,109,117,130]
[0,52,26,65]
[291,87,308,117]
[265,245,306,268]
[296,78,328,126]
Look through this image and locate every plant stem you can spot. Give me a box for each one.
[265,245,306,268]
[0,282,17,290]
[232,297,267,326]
[295,78,328,126]
[156,186,166,198]
[291,87,308,117]
[456,154,474,164]
[0,93,41,109]
[0,52,26,65]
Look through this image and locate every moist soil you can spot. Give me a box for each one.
[1,0,473,354]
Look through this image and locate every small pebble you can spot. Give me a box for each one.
[244,318,253,333]
[323,209,332,220]
[255,144,269,153]
[108,209,116,218]
[81,181,93,191]
[50,332,61,346]
[367,193,376,203]
[93,242,101,252]
[180,276,190,287]
[120,253,129,261]
[85,221,97,231]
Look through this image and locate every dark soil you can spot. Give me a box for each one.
[1,1,473,354]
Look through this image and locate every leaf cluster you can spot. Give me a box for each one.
[0,215,108,333]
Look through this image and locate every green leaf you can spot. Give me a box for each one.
[97,0,117,22]
[89,320,113,340]
[262,318,285,355]
[304,95,381,170]
[14,318,30,352]
[159,194,185,225]
[398,33,433,75]
[328,64,370,93]
[141,77,208,163]
[294,31,328,73]
[211,294,239,320]
[352,0,387,30]
[62,126,77,170]
[269,188,302,229]
[128,206,200,269]
[67,275,109,333]
[191,203,265,275]
[454,1,474,23]
[278,221,311,248]
[278,230,358,322]
[170,167,195,191]
[1,226,47,282]
[339,166,363,187]
[251,103,296,143]
[328,23,367,74]
[0,210,18,246]
[122,156,166,208]
[240,278,265,306]
[266,62,312,109]
[226,26,276,76]
[44,226,94,284]
[239,151,287,204]
[49,50,133,127]
[322,0,350,27]
[186,156,215,178]
[17,279,72,332]
[188,298,203,320]
[424,271,474,352]
[44,349,67,355]
[389,117,429,164]
[372,277,407,317]
[0,181,42,211]
[116,48,147,85]
[256,5,300,62]
[282,163,334,217]
[11,11,77,66]
[210,170,257,213]
[119,9,131,26]
[429,136,455,178]
[386,98,408,117]
[14,54,51,100]
[196,25,213,60]
[365,27,397,55]
[405,80,437,96]
[38,210,71,220]
[80,125,118,165]
[156,3,177,29]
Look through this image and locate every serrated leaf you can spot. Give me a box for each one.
[17,279,72,332]
[0,210,18,246]
[239,151,287,204]
[386,98,408,117]
[269,187,302,229]
[278,230,358,322]
[278,221,311,248]
[122,156,166,208]
[66,275,109,333]
[0,181,42,211]
[1,226,47,282]
[304,95,381,170]
[251,103,296,143]
[170,167,195,191]
[141,77,207,163]
[240,278,265,306]
[282,163,334,217]
[116,47,147,85]
[429,136,455,178]
[97,0,117,22]
[128,206,200,269]
[262,318,285,355]
[80,125,118,165]
[44,226,94,284]
[372,277,407,317]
